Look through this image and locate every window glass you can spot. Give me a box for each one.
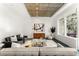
[59,18,65,35]
[66,13,77,37]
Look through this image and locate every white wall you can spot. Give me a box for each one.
[0,3,53,42]
[51,4,79,48]
[0,3,32,42]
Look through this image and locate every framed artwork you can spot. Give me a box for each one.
[33,23,44,32]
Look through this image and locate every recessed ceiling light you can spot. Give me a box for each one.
[36,7,39,10]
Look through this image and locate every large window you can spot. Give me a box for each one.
[59,18,65,35]
[67,13,77,37]
[58,9,77,38]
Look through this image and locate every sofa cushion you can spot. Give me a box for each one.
[5,37,11,42]
[11,42,22,48]
[0,43,4,49]
[11,36,17,41]
[2,42,12,48]
[0,47,39,56]
[16,34,22,41]
[39,47,77,56]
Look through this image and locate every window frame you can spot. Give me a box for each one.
[57,8,78,38]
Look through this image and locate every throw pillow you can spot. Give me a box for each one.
[0,43,4,49]
[11,42,22,48]
[11,36,17,41]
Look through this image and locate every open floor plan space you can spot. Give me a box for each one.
[0,3,79,56]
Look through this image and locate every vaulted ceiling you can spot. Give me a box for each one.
[24,3,64,17]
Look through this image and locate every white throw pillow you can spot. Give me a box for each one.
[11,36,17,41]
[20,34,23,37]
[11,42,22,48]
[0,43,4,48]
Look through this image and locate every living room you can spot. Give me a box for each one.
[0,3,78,56]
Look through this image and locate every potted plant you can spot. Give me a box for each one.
[50,27,56,39]
[51,27,55,33]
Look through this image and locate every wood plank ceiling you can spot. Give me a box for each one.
[24,3,64,17]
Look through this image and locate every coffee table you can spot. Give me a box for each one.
[22,39,57,48]
[22,39,47,47]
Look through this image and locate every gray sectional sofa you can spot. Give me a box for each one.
[0,47,77,56]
